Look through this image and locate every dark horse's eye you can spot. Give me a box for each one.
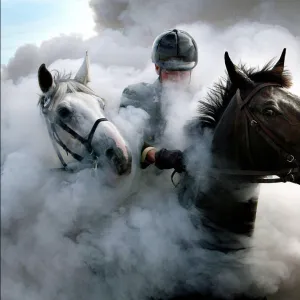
[262,108,279,117]
[57,106,72,119]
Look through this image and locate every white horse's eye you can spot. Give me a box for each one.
[57,106,72,119]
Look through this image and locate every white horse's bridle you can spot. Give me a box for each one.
[41,95,108,173]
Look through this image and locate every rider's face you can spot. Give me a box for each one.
[160,69,191,83]
[156,65,191,86]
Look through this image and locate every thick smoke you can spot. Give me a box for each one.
[89,0,300,36]
[3,0,300,83]
[1,1,300,300]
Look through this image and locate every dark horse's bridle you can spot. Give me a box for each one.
[41,97,108,172]
[171,83,299,186]
[169,83,300,187]
[232,82,299,183]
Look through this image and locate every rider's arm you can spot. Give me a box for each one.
[119,85,158,169]
[119,85,185,172]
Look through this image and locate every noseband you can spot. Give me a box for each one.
[50,118,108,171]
[234,83,299,183]
[43,109,108,172]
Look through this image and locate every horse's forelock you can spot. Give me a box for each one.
[243,61,293,89]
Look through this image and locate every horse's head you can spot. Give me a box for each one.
[212,49,300,179]
[38,53,132,177]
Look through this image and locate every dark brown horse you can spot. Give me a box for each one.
[163,49,300,300]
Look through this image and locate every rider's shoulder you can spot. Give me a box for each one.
[120,81,157,109]
[122,82,155,99]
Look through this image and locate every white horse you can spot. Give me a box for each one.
[38,52,132,179]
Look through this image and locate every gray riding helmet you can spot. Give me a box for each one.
[151,29,198,71]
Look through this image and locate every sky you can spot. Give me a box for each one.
[1,0,96,65]
[1,1,300,300]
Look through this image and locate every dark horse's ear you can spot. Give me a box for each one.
[38,64,53,93]
[272,48,286,75]
[224,52,255,90]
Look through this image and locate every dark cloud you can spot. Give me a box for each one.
[3,0,299,82]
[89,0,300,35]
[2,35,87,83]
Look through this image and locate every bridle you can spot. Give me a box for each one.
[223,82,299,183]
[171,83,299,187]
[41,96,108,173]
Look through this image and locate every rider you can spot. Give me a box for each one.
[119,28,198,171]
[119,29,270,300]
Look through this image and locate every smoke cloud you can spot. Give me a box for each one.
[89,0,300,36]
[1,1,300,300]
[3,0,300,83]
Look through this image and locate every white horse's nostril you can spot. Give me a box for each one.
[104,145,132,176]
[105,148,114,159]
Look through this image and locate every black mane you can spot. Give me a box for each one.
[197,59,292,129]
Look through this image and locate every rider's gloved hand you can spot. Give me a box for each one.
[154,148,186,173]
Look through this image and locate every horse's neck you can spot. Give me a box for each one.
[191,96,260,249]
[193,175,259,247]
[211,94,251,168]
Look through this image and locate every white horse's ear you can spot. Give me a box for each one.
[74,51,90,85]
